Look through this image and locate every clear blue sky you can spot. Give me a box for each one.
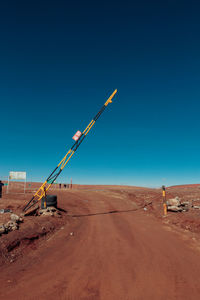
[1,0,200,187]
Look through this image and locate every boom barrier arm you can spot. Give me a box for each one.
[23,89,117,212]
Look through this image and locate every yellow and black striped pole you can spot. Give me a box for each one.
[23,90,117,212]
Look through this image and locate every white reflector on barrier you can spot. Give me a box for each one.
[72,131,82,141]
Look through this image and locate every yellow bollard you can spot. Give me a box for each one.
[43,187,47,209]
[162,185,167,216]
[163,203,167,216]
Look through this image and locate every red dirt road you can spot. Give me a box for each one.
[1,188,200,299]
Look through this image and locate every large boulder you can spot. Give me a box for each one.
[167,196,181,207]
[5,221,19,231]
[10,213,23,223]
[167,205,183,212]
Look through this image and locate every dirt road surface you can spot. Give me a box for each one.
[1,187,200,299]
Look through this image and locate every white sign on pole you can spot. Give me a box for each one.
[7,171,27,194]
[72,130,82,141]
[9,171,26,180]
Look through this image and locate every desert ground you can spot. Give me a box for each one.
[1,183,200,299]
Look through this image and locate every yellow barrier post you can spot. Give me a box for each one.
[162,185,167,216]
[44,187,47,209]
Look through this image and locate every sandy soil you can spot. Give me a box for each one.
[1,184,200,299]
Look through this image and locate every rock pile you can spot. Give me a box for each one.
[0,214,23,235]
[166,197,189,212]
[38,206,61,217]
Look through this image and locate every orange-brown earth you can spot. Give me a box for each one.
[1,183,200,299]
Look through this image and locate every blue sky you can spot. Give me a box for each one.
[1,0,200,187]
